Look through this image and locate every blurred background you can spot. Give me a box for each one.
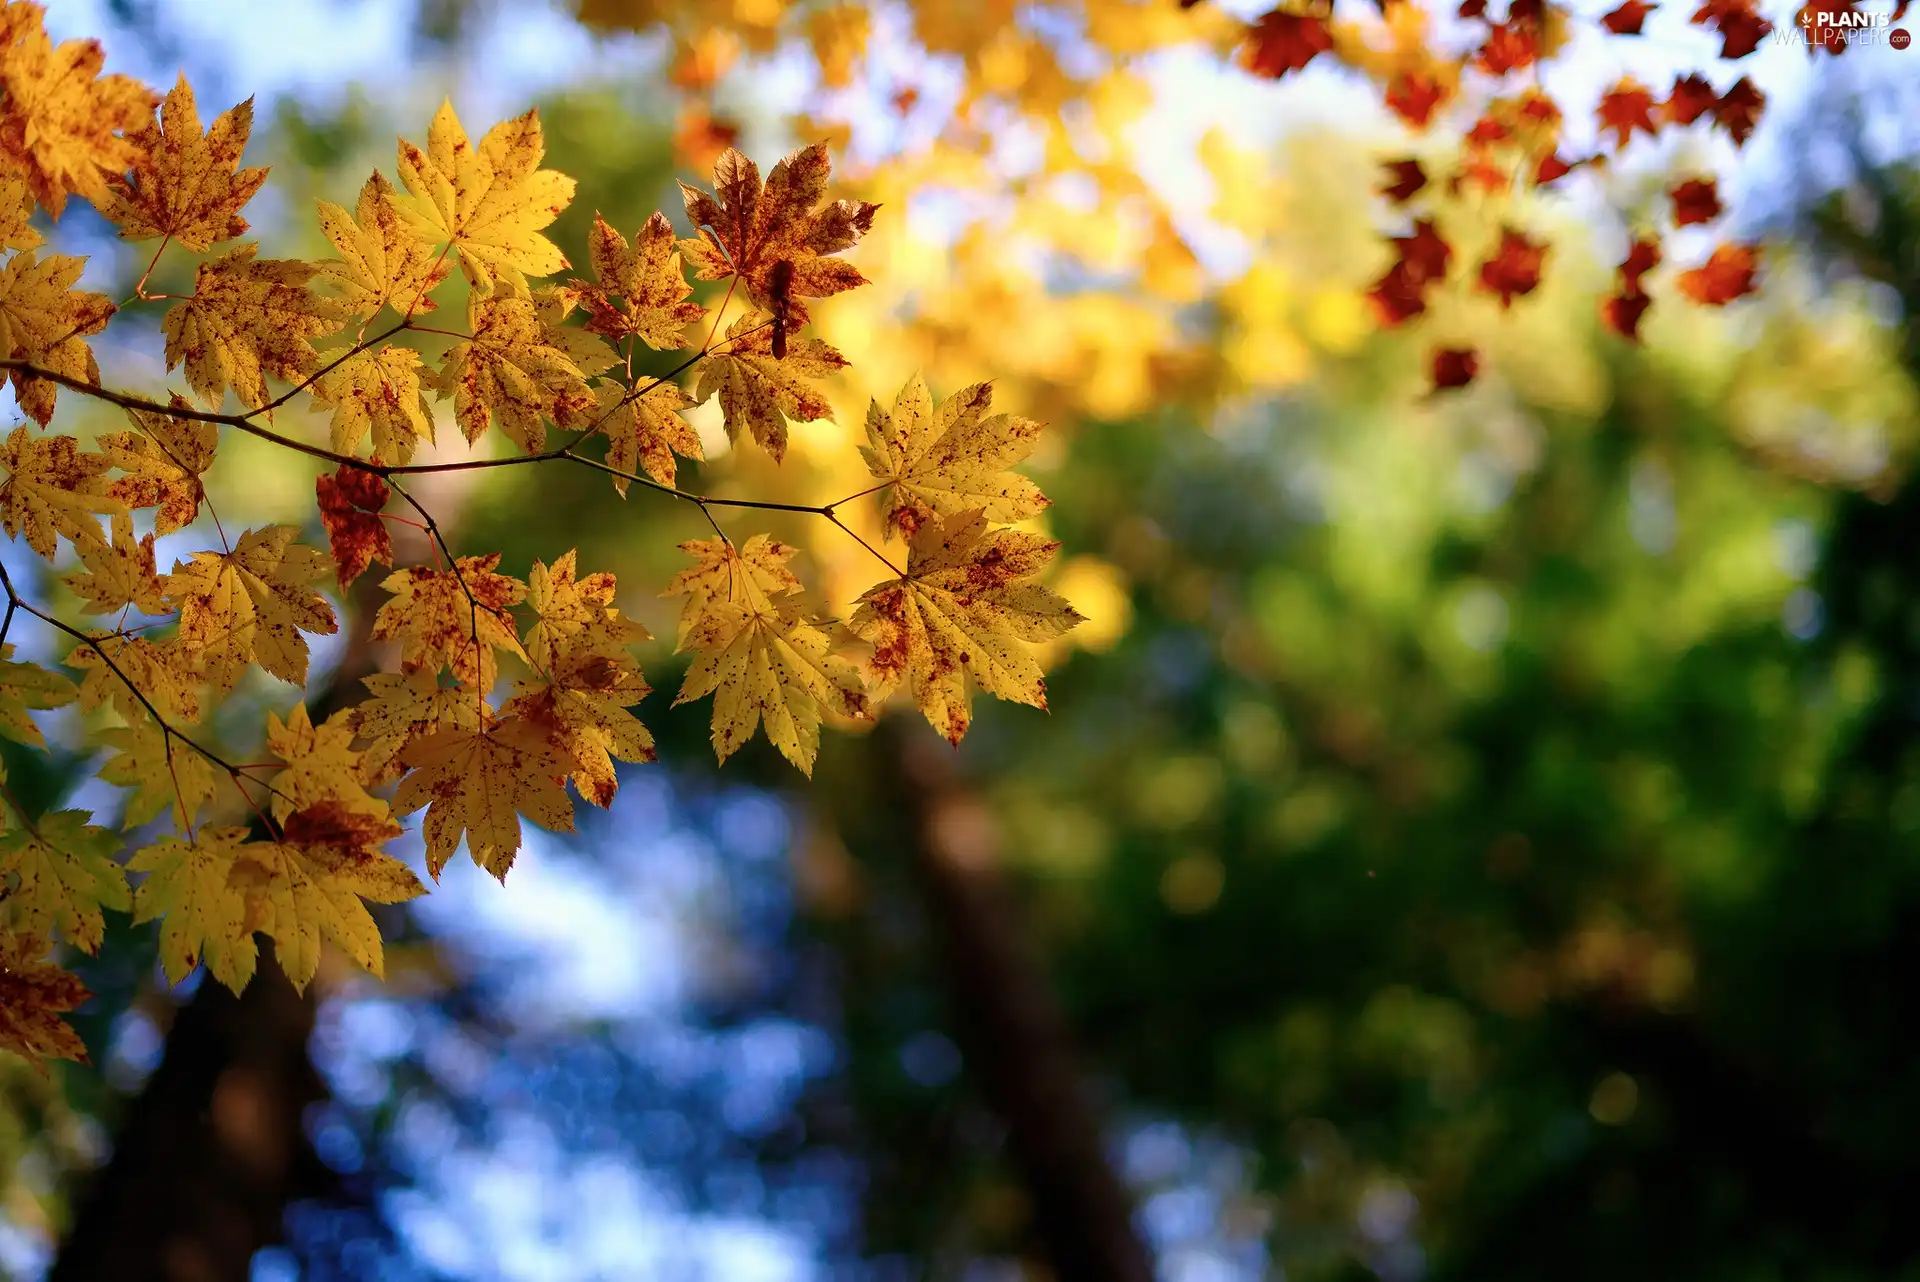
[5,0,1920,1278]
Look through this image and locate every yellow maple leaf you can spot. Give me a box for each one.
[694,312,847,462]
[62,511,166,615]
[676,596,868,776]
[592,380,702,493]
[661,533,804,646]
[264,702,384,823]
[67,633,200,724]
[0,932,90,1071]
[95,74,267,251]
[0,809,129,954]
[229,806,422,990]
[0,425,121,558]
[850,509,1085,744]
[501,635,654,807]
[0,1,157,218]
[678,142,878,324]
[163,525,338,689]
[575,211,706,348]
[522,550,648,672]
[860,372,1050,540]
[316,170,453,320]
[0,175,43,251]
[161,243,348,410]
[126,827,256,990]
[392,716,576,879]
[97,715,216,831]
[311,344,435,463]
[372,555,528,691]
[0,248,114,424]
[436,290,595,452]
[96,398,217,535]
[350,668,487,786]
[0,642,74,749]
[393,100,575,293]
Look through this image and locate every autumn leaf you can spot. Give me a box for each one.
[127,828,256,990]
[316,465,392,588]
[393,101,576,293]
[1384,70,1449,129]
[0,1,158,218]
[311,344,435,463]
[850,510,1084,746]
[0,175,42,251]
[1670,177,1722,227]
[1475,21,1538,74]
[97,715,216,830]
[521,550,648,672]
[860,373,1050,541]
[1430,346,1479,389]
[392,717,576,879]
[62,512,166,615]
[316,170,453,319]
[662,534,805,647]
[1241,8,1334,77]
[163,525,338,689]
[695,312,848,462]
[589,379,703,493]
[0,425,121,558]
[1379,159,1426,204]
[351,669,488,787]
[0,248,115,424]
[1600,0,1656,32]
[265,702,386,823]
[574,211,706,348]
[0,933,89,1070]
[1366,218,1451,327]
[161,244,348,410]
[1597,78,1659,149]
[436,290,596,452]
[1713,77,1764,147]
[678,142,879,324]
[1678,243,1759,305]
[373,555,528,691]
[0,642,75,749]
[1602,290,1652,341]
[67,633,200,725]
[1665,73,1717,125]
[0,810,129,954]
[1691,0,1771,57]
[501,635,654,807]
[1478,226,1546,308]
[96,74,266,251]
[96,398,217,534]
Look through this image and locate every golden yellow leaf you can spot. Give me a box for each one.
[678,142,877,324]
[661,532,803,646]
[0,1,158,218]
[0,175,43,250]
[0,642,74,749]
[392,716,575,879]
[95,74,267,251]
[316,170,453,319]
[96,398,217,535]
[501,634,653,807]
[311,344,435,463]
[436,290,595,452]
[67,633,200,724]
[695,311,847,462]
[97,715,216,831]
[807,4,870,89]
[576,211,705,349]
[0,248,114,424]
[264,702,384,823]
[393,100,575,293]
[62,511,165,615]
[850,509,1084,744]
[372,555,528,691]
[127,828,256,990]
[860,373,1050,540]
[592,380,702,493]
[161,243,348,410]
[0,932,89,1070]
[0,425,121,559]
[163,525,338,689]
[522,549,648,671]
[351,668,487,786]
[0,810,128,954]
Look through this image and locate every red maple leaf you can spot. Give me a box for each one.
[1602,290,1653,341]
[1431,346,1480,389]
[1452,156,1513,196]
[1619,237,1661,292]
[1385,70,1450,128]
[1713,77,1765,147]
[1478,226,1547,307]
[1691,0,1772,57]
[1664,73,1718,125]
[1476,22,1539,73]
[1367,219,1453,326]
[1597,78,1660,148]
[1380,159,1428,203]
[316,464,394,588]
[1241,8,1335,77]
[1601,0,1657,32]
[1678,243,1760,305]
[1670,177,1722,227]
[1466,116,1511,147]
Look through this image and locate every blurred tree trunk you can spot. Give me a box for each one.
[51,578,387,1282]
[853,719,1155,1282]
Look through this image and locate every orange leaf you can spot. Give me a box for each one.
[316,465,392,588]
[1379,159,1427,204]
[1367,219,1452,327]
[1597,78,1659,148]
[1619,237,1661,292]
[1478,226,1547,308]
[1385,70,1450,129]
[1669,177,1722,227]
[1602,290,1652,341]
[1475,22,1538,74]
[1240,8,1334,78]
[1678,243,1760,305]
[1430,347,1479,389]
[1664,73,1718,125]
[1690,0,1772,57]
[1601,0,1657,32]
[1713,77,1765,147]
